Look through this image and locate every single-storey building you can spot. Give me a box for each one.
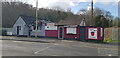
[45,16,104,41]
[45,16,86,39]
[12,15,50,37]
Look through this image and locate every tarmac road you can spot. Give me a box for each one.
[1,37,119,56]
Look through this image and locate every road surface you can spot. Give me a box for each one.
[1,37,119,56]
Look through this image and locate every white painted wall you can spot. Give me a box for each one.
[13,17,46,36]
[13,17,26,35]
[31,22,45,36]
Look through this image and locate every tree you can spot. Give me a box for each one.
[113,17,120,27]
[77,7,114,27]
[77,9,87,15]
[2,2,35,28]
[94,15,109,28]
[2,2,75,28]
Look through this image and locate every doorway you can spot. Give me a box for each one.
[17,26,20,35]
[80,27,86,41]
[58,26,64,39]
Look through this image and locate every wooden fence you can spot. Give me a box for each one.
[104,27,119,41]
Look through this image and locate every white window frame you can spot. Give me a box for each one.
[66,27,76,34]
[101,28,103,37]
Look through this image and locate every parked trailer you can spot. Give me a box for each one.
[45,25,104,42]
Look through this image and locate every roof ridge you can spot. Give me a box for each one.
[20,15,36,19]
[19,15,47,20]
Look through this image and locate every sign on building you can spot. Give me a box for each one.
[46,23,55,26]
[88,28,97,39]
[45,23,57,30]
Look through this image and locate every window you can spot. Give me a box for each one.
[40,22,43,30]
[39,26,42,30]
[33,26,38,30]
[19,26,21,30]
[33,26,36,30]
[66,27,76,34]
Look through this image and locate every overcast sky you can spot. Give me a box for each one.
[3,0,119,17]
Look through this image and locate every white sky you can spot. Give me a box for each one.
[26,0,119,8]
[26,0,119,17]
[2,0,119,17]
[2,0,119,10]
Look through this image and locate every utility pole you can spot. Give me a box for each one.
[91,0,94,26]
[35,0,38,37]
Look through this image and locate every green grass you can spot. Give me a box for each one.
[104,38,112,42]
[111,40,120,43]
[104,38,120,43]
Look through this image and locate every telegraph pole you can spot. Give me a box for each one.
[35,0,38,37]
[91,0,94,26]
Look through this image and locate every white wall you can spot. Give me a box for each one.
[31,22,45,36]
[13,17,46,36]
[13,17,26,35]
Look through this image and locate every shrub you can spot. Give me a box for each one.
[104,38,112,42]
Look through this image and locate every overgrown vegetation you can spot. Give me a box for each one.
[104,27,120,43]
[78,8,120,27]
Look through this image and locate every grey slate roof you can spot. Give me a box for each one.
[56,15,85,25]
[20,15,51,26]
[20,15,37,25]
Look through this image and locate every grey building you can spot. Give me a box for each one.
[13,15,49,37]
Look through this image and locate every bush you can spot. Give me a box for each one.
[104,38,112,42]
